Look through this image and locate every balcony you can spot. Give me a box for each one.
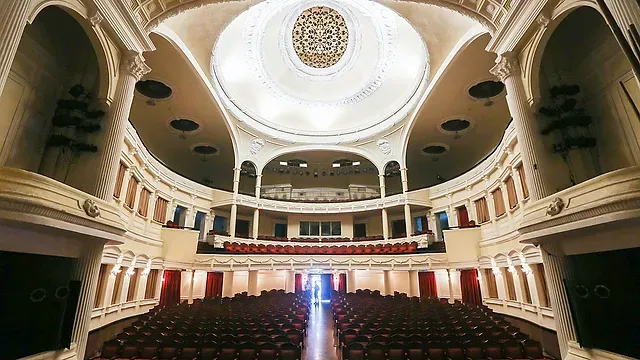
[260,185,381,202]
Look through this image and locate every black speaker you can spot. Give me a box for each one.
[565,248,640,358]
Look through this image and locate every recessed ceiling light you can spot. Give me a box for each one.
[300,163,308,168]
[353,161,360,166]
[333,163,341,168]
[170,119,200,132]
[423,145,448,155]
[441,119,471,132]
[135,80,172,99]
[280,161,288,166]
[468,80,505,99]
[192,145,218,155]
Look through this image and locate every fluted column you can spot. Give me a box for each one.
[252,208,260,239]
[408,270,419,297]
[222,271,235,298]
[378,174,386,198]
[347,270,356,293]
[404,204,413,236]
[0,0,30,97]
[229,204,238,237]
[491,53,552,201]
[383,270,392,296]
[540,243,577,358]
[248,270,259,296]
[381,208,389,239]
[71,242,105,360]
[599,0,640,80]
[255,174,262,198]
[400,168,409,193]
[512,168,525,207]
[93,53,150,200]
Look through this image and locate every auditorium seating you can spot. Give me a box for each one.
[91,291,306,360]
[334,291,553,360]
[221,242,419,255]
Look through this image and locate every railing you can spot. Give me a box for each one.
[260,185,381,202]
[205,233,437,249]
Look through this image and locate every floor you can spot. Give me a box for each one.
[303,302,339,360]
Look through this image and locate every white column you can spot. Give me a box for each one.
[447,269,455,303]
[541,243,577,358]
[499,268,510,300]
[255,174,262,198]
[184,207,194,228]
[131,182,142,215]
[155,270,164,299]
[347,270,356,293]
[491,54,552,201]
[248,270,258,296]
[383,270,392,296]
[600,0,640,81]
[187,270,195,304]
[478,269,489,301]
[166,200,176,225]
[252,208,260,239]
[71,242,105,360]
[511,168,525,207]
[501,183,514,222]
[408,270,419,297]
[404,204,413,236]
[448,207,458,227]
[93,53,150,200]
[381,208,389,239]
[0,0,30,97]
[378,174,386,198]
[146,192,156,226]
[222,271,235,298]
[102,266,117,308]
[120,268,132,304]
[136,270,149,303]
[510,266,524,303]
[428,214,438,239]
[466,199,475,223]
[485,189,497,223]
[285,270,295,293]
[400,168,409,193]
[232,167,241,194]
[117,168,131,209]
[229,204,238,237]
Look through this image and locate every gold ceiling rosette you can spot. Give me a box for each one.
[292,6,349,68]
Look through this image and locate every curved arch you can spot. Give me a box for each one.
[143,0,497,34]
[257,145,383,176]
[27,0,117,102]
[152,25,240,168]
[400,27,488,165]
[523,0,602,102]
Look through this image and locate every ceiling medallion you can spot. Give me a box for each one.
[292,7,348,69]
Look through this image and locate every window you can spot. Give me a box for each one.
[111,268,125,304]
[126,268,139,302]
[534,263,550,307]
[484,269,498,298]
[504,268,517,301]
[145,269,159,299]
[492,188,506,217]
[137,188,151,217]
[517,166,530,199]
[474,197,490,223]
[299,221,341,236]
[505,176,518,209]
[93,264,109,308]
[113,162,127,198]
[153,197,168,223]
[124,176,138,209]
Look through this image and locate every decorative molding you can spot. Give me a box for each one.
[377,138,392,156]
[490,53,520,81]
[82,199,101,218]
[121,52,151,81]
[545,197,564,216]
[249,138,265,155]
[89,11,104,26]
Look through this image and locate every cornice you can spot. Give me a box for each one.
[486,0,550,54]
[91,0,155,53]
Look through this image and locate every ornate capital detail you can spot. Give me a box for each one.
[89,11,103,27]
[82,199,100,218]
[546,197,565,216]
[536,13,550,28]
[377,138,392,156]
[490,54,520,81]
[249,138,265,155]
[122,53,151,81]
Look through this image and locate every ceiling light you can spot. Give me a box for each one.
[332,163,340,168]
[280,161,288,166]
[353,161,360,166]
[300,163,308,168]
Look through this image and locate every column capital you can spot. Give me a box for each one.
[121,52,151,80]
[490,53,520,81]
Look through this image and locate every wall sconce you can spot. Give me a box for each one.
[521,263,533,275]
[142,267,151,276]
[507,265,517,274]
[492,267,501,277]
[126,267,135,277]
[111,264,122,276]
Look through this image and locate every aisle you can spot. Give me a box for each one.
[303,302,339,360]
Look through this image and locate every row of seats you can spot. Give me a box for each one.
[92,292,307,360]
[222,242,420,255]
[333,292,553,360]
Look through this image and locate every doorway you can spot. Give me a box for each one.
[309,273,333,304]
[354,223,367,238]
[391,219,406,237]
[274,223,287,238]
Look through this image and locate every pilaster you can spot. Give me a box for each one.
[0,0,30,98]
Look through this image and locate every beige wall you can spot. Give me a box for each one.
[353,270,385,292]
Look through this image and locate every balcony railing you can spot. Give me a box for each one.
[260,185,381,202]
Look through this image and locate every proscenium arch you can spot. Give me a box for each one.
[151,25,240,168]
[523,0,605,103]
[256,146,384,177]
[141,0,498,34]
[27,0,117,103]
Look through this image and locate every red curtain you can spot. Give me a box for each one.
[294,273,302,294]
[338,273,347,293]
[205,272,223,298]
[457,206,470,227]
[159,270,181,307]
[460,269,483,306]
[418,271,437,298]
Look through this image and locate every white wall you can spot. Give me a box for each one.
[388,271,411,295]
[257,270,287,291]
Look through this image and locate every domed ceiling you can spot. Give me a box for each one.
[211,0,428,143]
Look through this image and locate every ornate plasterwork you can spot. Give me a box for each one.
[249,138,265,155]
[292,7,348,69]
[377,139,392,156]
[490,53,520,81]
[122,53,152,80]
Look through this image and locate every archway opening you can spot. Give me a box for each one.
[538,7,640,190]
[0,6,104,193]
[384,161,402,196]
[239,160,258,196]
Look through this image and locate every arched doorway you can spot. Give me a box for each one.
[384,161,402,196]
[0,5,106,192]
[239,160,258,196]
[537,6,640,190]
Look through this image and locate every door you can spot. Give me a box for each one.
[354,223,367,238]
[321,274,333,301]
[274,223,287,237]
[391,219,406,237]
[235,219,250,237]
